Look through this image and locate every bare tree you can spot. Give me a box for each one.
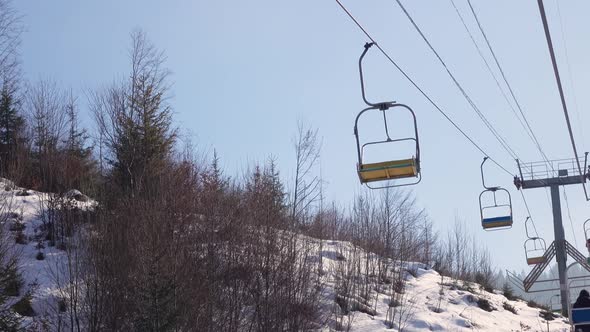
[291,120,321,226]
[26,79,68,191]
[0,0,22,88]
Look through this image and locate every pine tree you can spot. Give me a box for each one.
[65,95,91,161]
[62,94,94,190]
[0,86,23,176]
[0,233,22,331]
[107,31,176,194]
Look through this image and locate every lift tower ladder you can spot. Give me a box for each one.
[515,156,589,315]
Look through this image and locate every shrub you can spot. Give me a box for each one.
[503,302,517,314]
[58,298,67,313]
[527,300,549,311]
[389,299,400,307]
[393,280,405,294]
[502,282,517,301]
[8,221,24,232]
[335,295,349,315]
[12,293,35,317]
[429,305,443,313]
[475,272,493,292]
[15,190,30,196]
[457,281,475,293]
[539,310,556,321]
[3,268,23,297]
[477,298,495,312]
[14,231,26,244]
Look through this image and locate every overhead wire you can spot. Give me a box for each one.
[520,190,539,238]
[452,0,555,216]
[554,0,585,153]
[563,187,578,247]
[334,0,515,176]
[448,0,529,145]
[394,0,552,237]
[536,0,589,201]
[393,0,521,163]
[465,0,552,167]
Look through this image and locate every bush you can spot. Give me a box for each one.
[35,251,45,260]
[502,282,517,301]
[15,190,30,197]
[429,305,444,313]
[335,295,349,315]
[3,268,23,297]
[58,298,67,312]
[12,293,35,317]
[527,300,548,311]
[457,281,475,293]
[477,298,496,312]
[539,310,556,321]
[14,230,26,244]
[393,280,405,294]
[475,272,494,292]
[8,221,24,232]
[503,302,517,314]
[389,299,400,307]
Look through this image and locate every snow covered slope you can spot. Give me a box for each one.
[1,186,93,328]
[2,186,572,331]
[318,240,570,332]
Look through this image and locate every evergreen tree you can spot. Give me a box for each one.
[0,227,22,331]
[102,31,176,194]
[65,95,91,161]
[62,94,94,190]
[0,86,23,176]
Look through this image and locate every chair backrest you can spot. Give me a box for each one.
[572,308,590,326]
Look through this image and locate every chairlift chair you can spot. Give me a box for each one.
[524,237,547,265]
[354,43,421,189]
[479,157,513,230]
[548,295,560,313]
[523,216,547,265]
[572,307,590,331]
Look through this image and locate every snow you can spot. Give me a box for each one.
[317,240,571,332]
[2,187,573,331]
[1,187,94,326]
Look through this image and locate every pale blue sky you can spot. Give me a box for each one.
[14,0,590,272]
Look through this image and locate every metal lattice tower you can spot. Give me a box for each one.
[515,156,590,315]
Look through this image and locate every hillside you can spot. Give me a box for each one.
[0,186,571,332]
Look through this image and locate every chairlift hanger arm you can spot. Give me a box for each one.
[481,157,499,190]
[358,42,395,109]
[524,216,532,239]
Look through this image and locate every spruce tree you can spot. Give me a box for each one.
[0,86,23,176]
[108,31,176,194]
[63,94,94,190]
[0,234,22,331]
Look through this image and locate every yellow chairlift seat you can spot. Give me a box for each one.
[526,256,546,265]
[358,158,417,183]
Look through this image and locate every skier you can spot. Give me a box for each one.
[573,290,590,332]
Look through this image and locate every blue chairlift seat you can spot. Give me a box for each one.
[572,308,590,327]
[482,215,513,229]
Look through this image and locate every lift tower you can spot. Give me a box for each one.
[515,156,590,316]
